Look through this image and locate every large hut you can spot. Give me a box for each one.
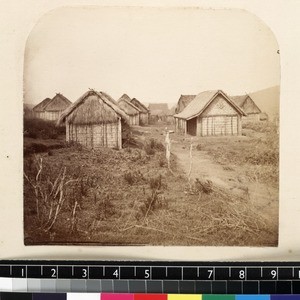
[231,94,262,123]
[57,90,129,149]
[33,93,71,121]
[175,95,196,114]
[130,98,150,125]
[174,90,246,136]
[118,94,141,126]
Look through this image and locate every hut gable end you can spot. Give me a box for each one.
[231,95,261,114]
[202,95,239,117]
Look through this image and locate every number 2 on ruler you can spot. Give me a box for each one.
[51,268,56,278]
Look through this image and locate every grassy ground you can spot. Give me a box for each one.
[23,120,278,246]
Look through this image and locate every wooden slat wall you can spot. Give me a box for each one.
[67,122,119,149]
[201,115,238,136]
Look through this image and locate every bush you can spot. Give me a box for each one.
[144,138,164,155]
[149,174,163,190]
[124,172,135,185]
[24,142,64,156]
[24,117,65,140]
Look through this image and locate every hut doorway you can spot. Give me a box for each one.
[187,117,197,136]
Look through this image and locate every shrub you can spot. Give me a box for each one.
[124,172,135,185]
[149,174,163,190]
[144,138,164,155]
[24,117,65,140]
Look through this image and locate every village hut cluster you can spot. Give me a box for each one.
[27,90,151,149]
[26,87,266,149]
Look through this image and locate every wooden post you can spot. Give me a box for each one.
[184,120,187,135]
[237,115,242,135]
[117,117,122,149]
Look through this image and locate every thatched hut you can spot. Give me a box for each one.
[33,93,71,121]
[231,94,261,123]
[118,94,141,126]
[174,90,246,136]
[130,98,150,125]
[175,95,196,114]
[148,103,170,123]
[57,90,129,149]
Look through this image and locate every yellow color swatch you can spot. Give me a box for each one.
[168,295,202,300]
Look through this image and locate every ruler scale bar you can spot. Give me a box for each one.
[0,262,300,294]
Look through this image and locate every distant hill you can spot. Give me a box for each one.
[249,85,280,119]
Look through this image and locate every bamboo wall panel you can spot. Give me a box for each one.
[67,122,119,149]
[201,116,238,136]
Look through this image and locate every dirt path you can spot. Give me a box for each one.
[170,135,278,225]
[133,125,278,226]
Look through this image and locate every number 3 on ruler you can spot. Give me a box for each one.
[82,268,87,278]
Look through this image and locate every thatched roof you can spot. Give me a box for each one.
[175,95,196,114]
[32,98,52,112]
[57,90,129,126]
[148,103,169,116]
[231,95,261,114]
[101,91,119,106]
[131,98,149,114]
[118,94,132,103]
[174,90,246,120]
[118,98,141,116]
[33,94,71,112]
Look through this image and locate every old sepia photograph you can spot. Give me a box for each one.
[23,7,280,246]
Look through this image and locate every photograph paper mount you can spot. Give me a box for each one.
[0,1,297,260]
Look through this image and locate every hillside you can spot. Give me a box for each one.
[249,85,280,120]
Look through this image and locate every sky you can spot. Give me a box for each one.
[24,7,280,106]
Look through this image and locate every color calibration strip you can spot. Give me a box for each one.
[0,293,300,300]
[0,277,299,294]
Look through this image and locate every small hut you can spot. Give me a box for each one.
[33,93,71,121]
[130,98,150,125]
[231,94,261,123]
[57,90,129,149]
[174,90,246,136]
[118,94,141,126]
[148,103,169,123]
[175,95,196,114]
